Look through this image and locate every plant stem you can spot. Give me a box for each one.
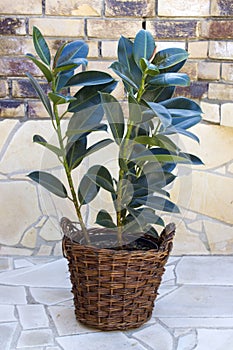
[116,72,147,246]
[52,80,90,245]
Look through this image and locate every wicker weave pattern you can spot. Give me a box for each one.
[62,219,175,330]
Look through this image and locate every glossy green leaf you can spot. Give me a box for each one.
[118,36,142,86]
[56,40,88,66]
[48,92,76,105]
[53,42,67,69]
[133,30,156,66]
[66,136,87,170]
[55,70,74,92]
[148,73,190,87]
[32,27,51,66]
[65,71,114,88]
[78,173,100,205]
[96,210,116,228]
[139,58,159,76]
[54,58,87,73]
[33,135,63,157]
[100,92,125,145]
[84,139,114,159]
[153,48,188,71]
[160,97,202,113]
[28,171,67,198]
[163,126,200,143]
[66,124,107,141]
[136,196,180,213]
[68,80,117,113]
[110,61,138,90]
[86,165,115,193]
[26,54,52,82]
[143,101,172,128]
[26,73,53,119]
[128,95,143,123]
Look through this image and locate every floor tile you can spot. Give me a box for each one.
[48,306,99,336]
[56,332,146,350]
[154,285,233,317]
[0,259,71,288]
[30,287,72,305]
[195,329,233,350]
[0,285,27,304]
[0,305,16,322]
[133,323,173,350]
[17,329,54,348]
[176,256,233,285]
[0,322,17,350]
[17,305,49,329]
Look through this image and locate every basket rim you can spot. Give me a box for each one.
[61,217,176,257]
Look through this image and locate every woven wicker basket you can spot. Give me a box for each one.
[61,218,175,331]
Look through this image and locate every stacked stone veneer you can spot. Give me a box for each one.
[0,0,232,256]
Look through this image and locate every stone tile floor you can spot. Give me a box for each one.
[1,256,233,350]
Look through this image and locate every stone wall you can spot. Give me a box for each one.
[0,0,232,256]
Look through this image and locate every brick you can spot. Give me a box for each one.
[175,82,208,99]
[222,64,233,81]
[200,101,220,123]
[87,60,112,74]
[181,61,198,81]
[28,100,49,119]
[101,41,118,59]
[46,0,102,16]
[158,0,210,16]
[198,62,220,80]
[202,20,233,39]
[0,58,41,77]
[105,0,155,17]
[0,0,42,14]
[147,21,198,39]
[0,101,25,118]
[0,38,34,56]
[156,41,185,51]
[87,41,99,58]
[12,79,49,98]
[209,83,233,101]
[87,19,141,39]
[188,41,208,59]
[221,104,233,127]
[0,18,26,35]
[29,18,84,37]
[0,80,8,98]
[209,41,233,60]
[211,0,233,16]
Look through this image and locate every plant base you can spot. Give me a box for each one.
[61,218,175,331]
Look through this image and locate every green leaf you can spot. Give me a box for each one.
[128,95,143,123]
[48,92,76,105]
[110,61,138,90]
[56,40,88,66]
[53,42,67,69]
[84,139,114,159]
[148,73,190,87]
[68,80,117,113]
[117,36,142,86]
[160,97,202,113]
[133,30,156,66]
[78,172,100,205]
[54,60,86,74]
[143,101,172,128]
[66,136,87,170]
[96,210,116,228]
[153,48,188,71]
[65,71,114,87]
[28,171,67,198]
[26,54,52,82]
[100,92,125,145]
[86,165,115,193]
[32,26,51,66]
[33,135,63,157]
[136,196,180,213]
[139,58,159,76]
[26,73,53,119]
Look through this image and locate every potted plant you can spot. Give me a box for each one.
[26,27,203,330]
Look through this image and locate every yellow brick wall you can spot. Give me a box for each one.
[0,0,232,255]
